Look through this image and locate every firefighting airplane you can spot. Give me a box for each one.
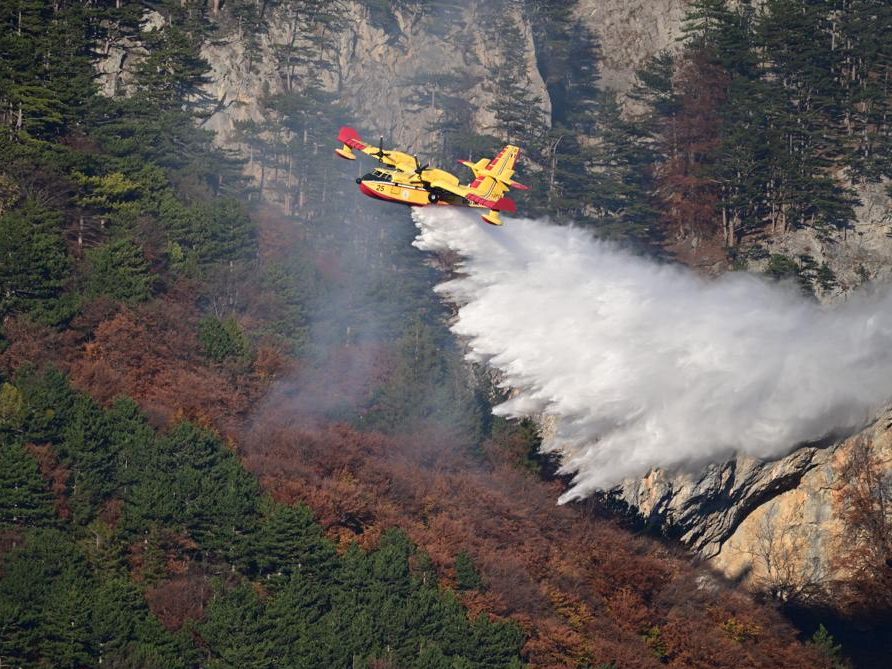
[335,126,527,226]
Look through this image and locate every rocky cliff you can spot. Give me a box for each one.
[615,414,891,597]
[575,0,687,94]
[200,2,548,155]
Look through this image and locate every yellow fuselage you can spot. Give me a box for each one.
[358,178,432,206]
[356,168,463,207]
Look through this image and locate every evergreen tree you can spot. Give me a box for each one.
[199,583,277,669]
[0,0,100,138]
[0,201,69,320]
[86,238,153,303]
[163,197,257,269]
[455,551,484,591]
[682,0,758,77]
[198,316,251,362]
[486,4,548,146]
[19,369,79,444]
[125,421,261,555]
[0,440,56,529]
[134,16,212,111]
[241,502,337,582]
[59,395,121,523]
[586,91,661,247]
[0,529,91,665]
[366,318,483,440]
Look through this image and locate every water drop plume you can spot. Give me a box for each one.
[412,207,892,503]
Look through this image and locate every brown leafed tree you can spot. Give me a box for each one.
[832,437,892,614]
[655,53,728,242]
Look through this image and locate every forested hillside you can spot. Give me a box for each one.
[0,1,520,665]
[0,0,884,667]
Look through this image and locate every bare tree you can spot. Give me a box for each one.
[744,503,827,604]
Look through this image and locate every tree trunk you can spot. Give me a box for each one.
[548,135,563,205]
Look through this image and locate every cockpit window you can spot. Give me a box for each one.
[369,169,392,182]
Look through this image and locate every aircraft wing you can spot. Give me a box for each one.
[428,179,468,198]
[484,145,522,182]
[336,126,417,172]
[380,150,417,172]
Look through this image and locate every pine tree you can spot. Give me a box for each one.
[455,551,484,591]
[199,583,277,669]
[134,19,212,111]
[0,440,56,529]
[240,502,337,582]
[164,197,257,268]
[586,91,661,248]
[86,238,153,303]
[0,0,99,137]
[19,369,79,444]
[59,396,121,523]
[486,5,548,146]
[682,0,758,77]
[0,529,92,666]
[125,422,261,554]
[0,201,69,320]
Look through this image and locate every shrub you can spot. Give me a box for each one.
[455,550,484,591]
[198,316,250,362]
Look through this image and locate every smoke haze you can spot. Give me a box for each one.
[413,207,892,502]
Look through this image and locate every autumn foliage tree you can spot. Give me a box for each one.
[832,437,892,614]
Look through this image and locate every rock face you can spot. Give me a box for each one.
[95,10,165,97]
[757,180,892,295]
[617,445,833,559]
[575,0,687,94]
[327,4,549,153]
[713,412,892,594]
[616,409,892,594]
[200,2,549,156]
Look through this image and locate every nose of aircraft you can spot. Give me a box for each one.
[355,177,362,184]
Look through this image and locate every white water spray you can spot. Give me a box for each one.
[413,207,892,502]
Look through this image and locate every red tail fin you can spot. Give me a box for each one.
[337,126,367,149]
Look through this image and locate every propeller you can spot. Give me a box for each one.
[373,136,391,161]
[413,155,430,186]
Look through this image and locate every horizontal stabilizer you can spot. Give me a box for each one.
[461,147,526,195]
[458,158,491,176]
[335,147,356,160]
